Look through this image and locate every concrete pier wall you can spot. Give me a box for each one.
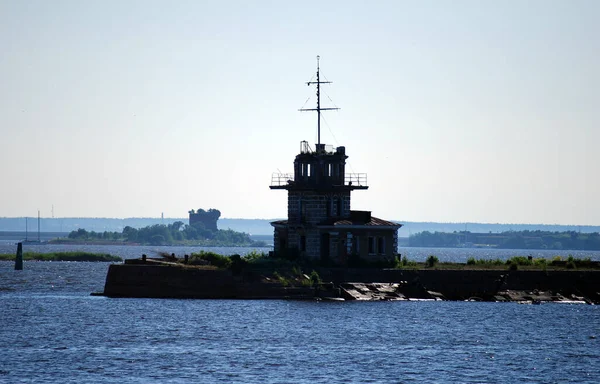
[102,264,600,301]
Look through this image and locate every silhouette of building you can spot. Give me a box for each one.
[188,209,220,231]
[270,57,401,264]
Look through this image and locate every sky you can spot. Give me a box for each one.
[0,0,598,225]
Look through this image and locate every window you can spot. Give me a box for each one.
[300,236,306,252]
[368,236,375,254]
[346,233,353,254]
[378,237,385,254]
[336,197,342,217]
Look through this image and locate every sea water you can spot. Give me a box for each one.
[1,243,600,262]
[1,261,599,383]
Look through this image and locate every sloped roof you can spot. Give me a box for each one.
[271,217,402,228]
[320,216,402,228]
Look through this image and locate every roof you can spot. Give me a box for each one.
[320,216,402,228]
[271,217,402,229]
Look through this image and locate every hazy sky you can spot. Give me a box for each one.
[1,0,598,225]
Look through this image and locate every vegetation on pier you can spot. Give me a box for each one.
[0,251,122,262]
[151,251,599,273]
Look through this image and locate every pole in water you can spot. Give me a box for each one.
[15,242,23,270]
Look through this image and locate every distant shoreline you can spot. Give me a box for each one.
[1,218,599,237]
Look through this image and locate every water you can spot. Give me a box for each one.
[1,243,600,262]
[1,261,599,383]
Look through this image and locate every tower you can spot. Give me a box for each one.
[271,57,401,264]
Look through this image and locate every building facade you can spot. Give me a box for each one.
[270,142,401,264]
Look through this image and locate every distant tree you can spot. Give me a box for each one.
[170,221,185,232]
[150,235,165,245]
[68,228,89,239]
[123,226,138,242]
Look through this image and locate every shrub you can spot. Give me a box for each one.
[506,256,532,266]
[425,255,439,268]
[549,256,564,267]
[466,258,505,267]
[273,271,290,287]
[309,270,322,286]
[189,251,232,269]
[533,258,547,266]
[400,257,418,268]
[244,251,268,262]
[508,262,519,271]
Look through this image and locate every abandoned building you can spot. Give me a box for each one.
[270,57,401,264]
[188,208,220,231]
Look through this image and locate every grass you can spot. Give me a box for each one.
[0,251,122,262]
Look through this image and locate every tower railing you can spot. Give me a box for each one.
[271,173,294,187]
[271,172,368,187]
[299,141,335,154]
[345,173,368,187]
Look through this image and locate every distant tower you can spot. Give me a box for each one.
[270,57,401,264]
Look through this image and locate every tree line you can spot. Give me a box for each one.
[67,220,265,246]
[408,230,600,250]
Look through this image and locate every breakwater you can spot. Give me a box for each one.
[100,262,600,303]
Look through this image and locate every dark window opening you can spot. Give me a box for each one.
[378,237,385,254]
[368,236,375,254]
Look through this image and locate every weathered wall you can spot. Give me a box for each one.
[103,264,315,299]
[103,264,237,298]
[103,264,600,302]
[315,268,600,300]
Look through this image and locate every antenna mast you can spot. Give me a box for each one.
[299,55,339,145]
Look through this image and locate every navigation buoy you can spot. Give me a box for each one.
[15,242,23,270]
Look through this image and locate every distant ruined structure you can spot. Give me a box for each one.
[270,57,401,264]
[188,208,221,231]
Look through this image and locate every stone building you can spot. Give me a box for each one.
[270,57,401,265]
[188,209,220,231]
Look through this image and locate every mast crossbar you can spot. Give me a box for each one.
[302,55,339,145]
[299,108,339,111]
